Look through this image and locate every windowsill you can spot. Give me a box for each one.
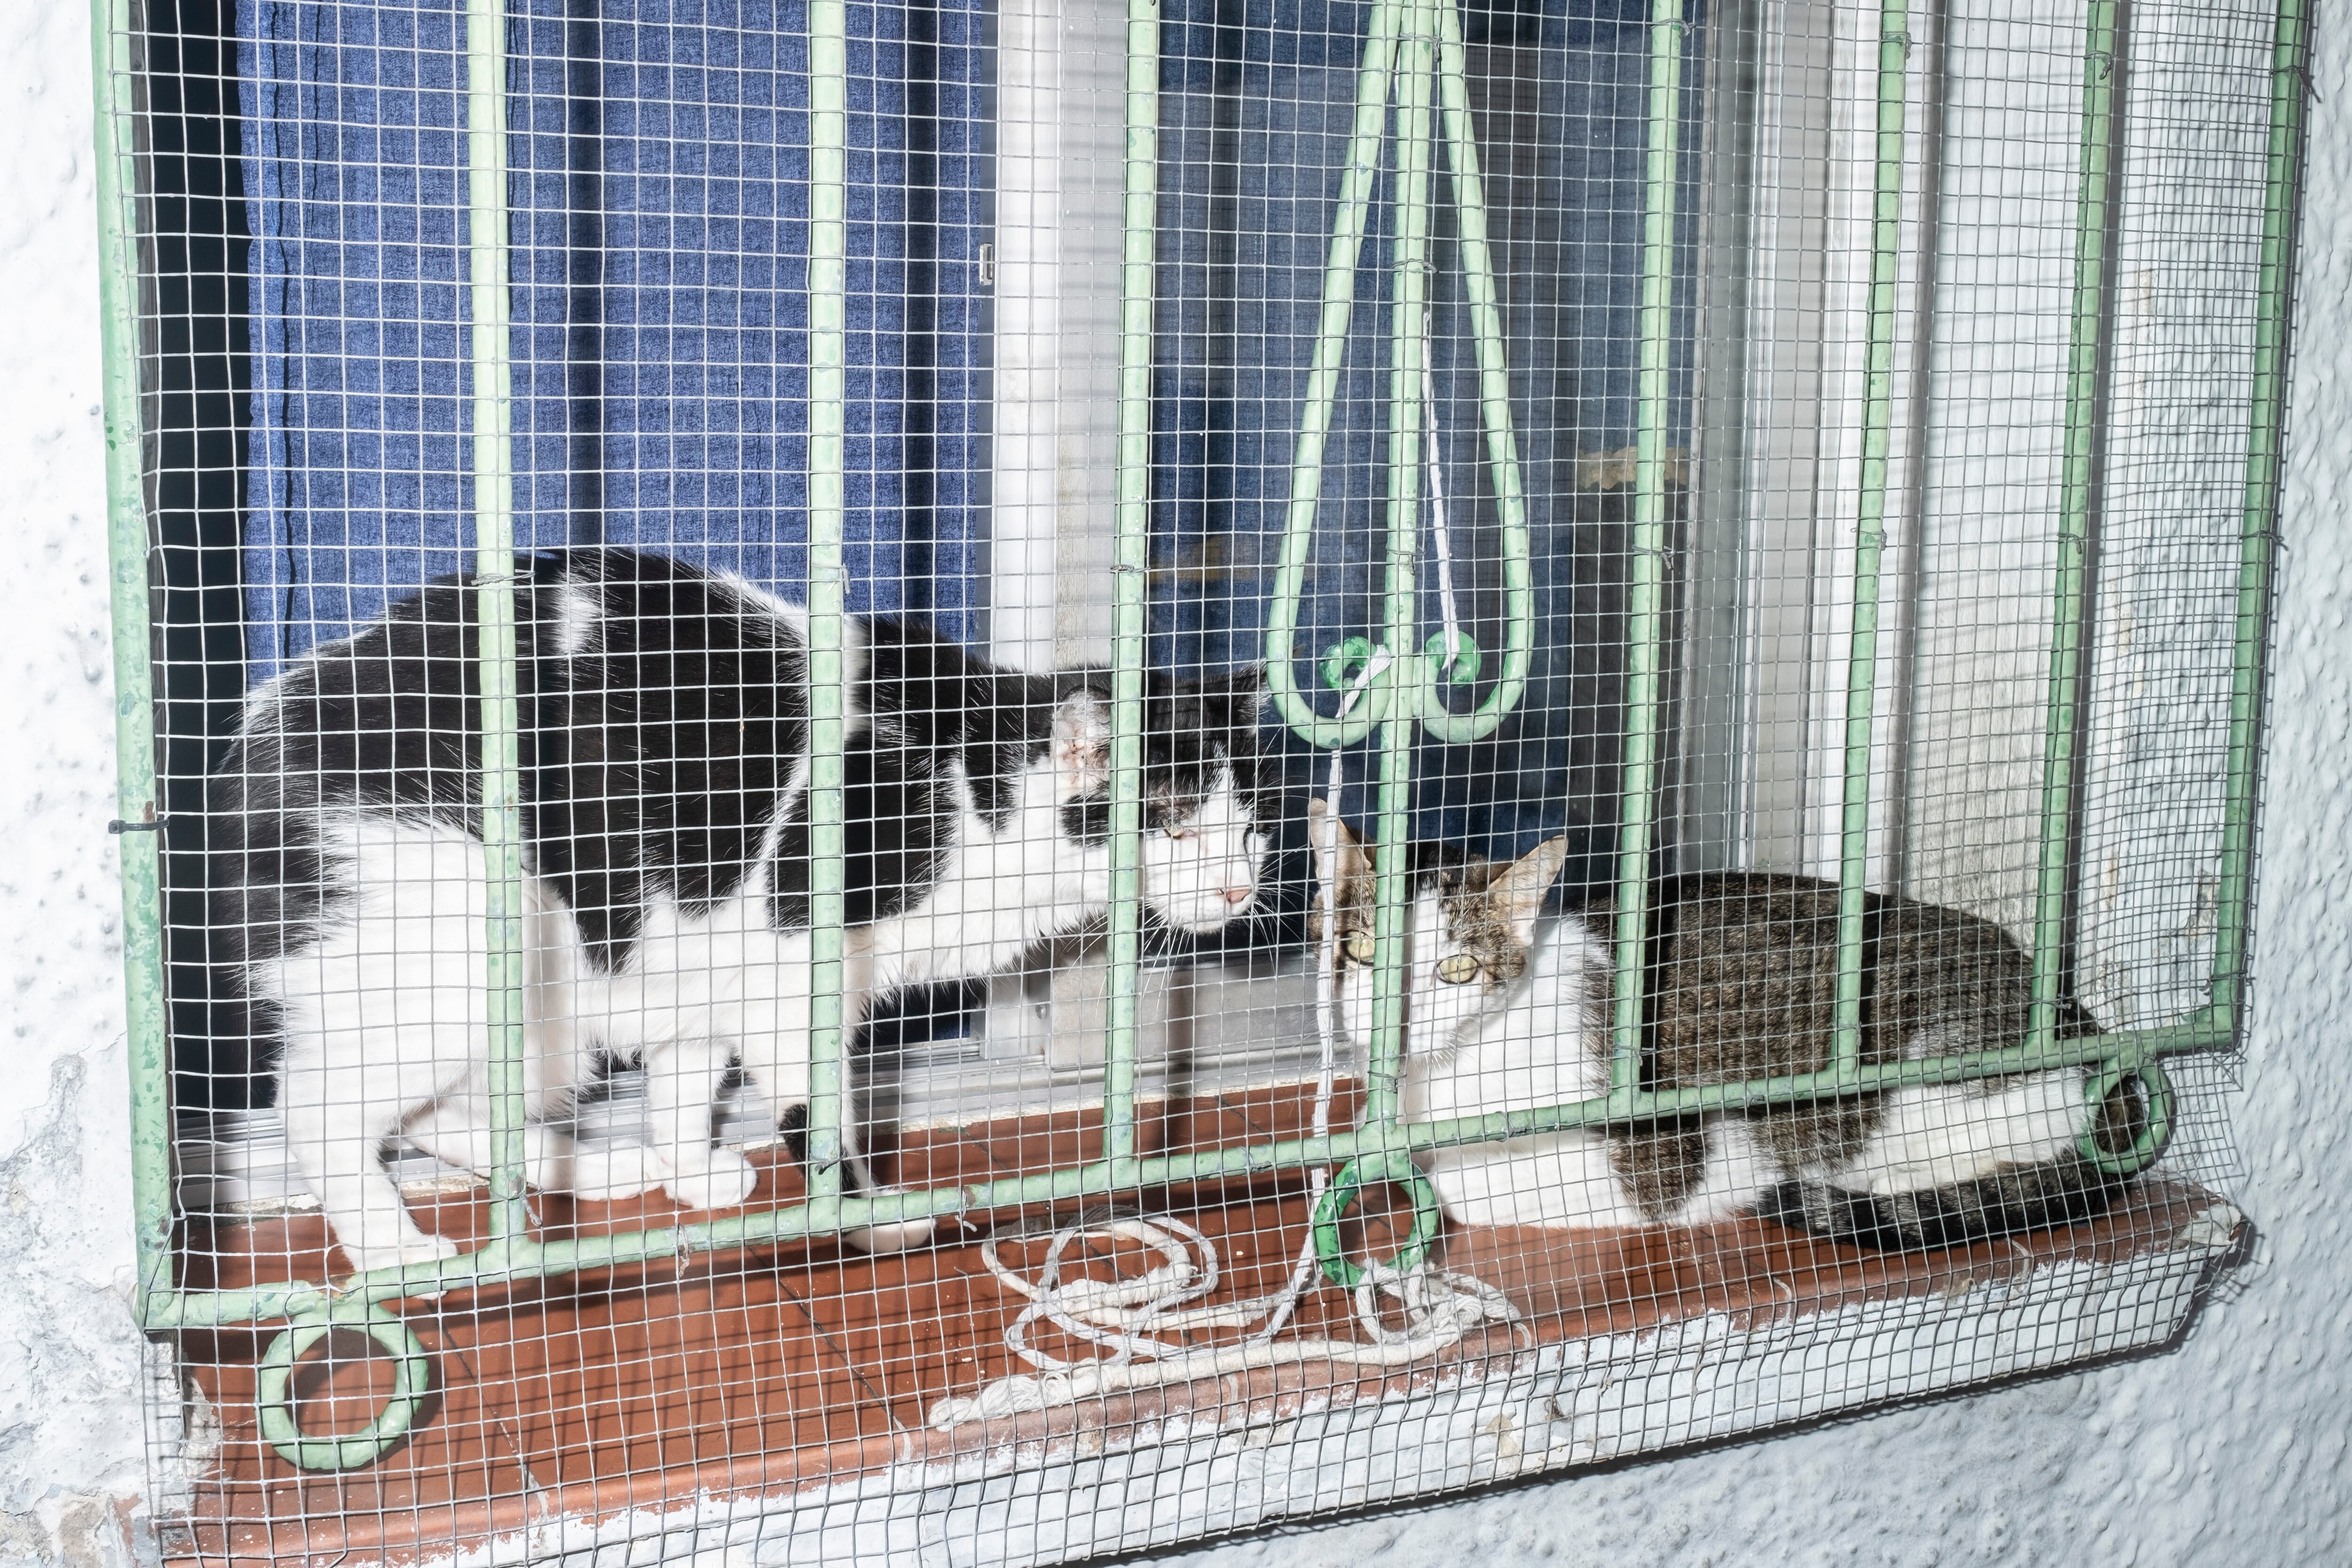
[163,1087,2244,1568]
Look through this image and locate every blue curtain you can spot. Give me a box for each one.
[236,0,992,676]
[235,0,1694,873]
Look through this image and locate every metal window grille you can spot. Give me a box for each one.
[93,0,2304,1560]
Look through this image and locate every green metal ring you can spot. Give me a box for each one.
[1424,631,1482,684]
[1311,1152,1444,1290]
[255,1301,436,1473]
[2080,1056,2175,1179]
[1318,636,1382,695]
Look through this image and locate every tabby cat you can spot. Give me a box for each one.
[1309,802,2138,1247]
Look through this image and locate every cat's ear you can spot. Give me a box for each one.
[1306,800,1373,932]
[1052,690,1113,796]
[1491,836,1572,946]
[1212,664,1269,722]
[1172,664,1270,740]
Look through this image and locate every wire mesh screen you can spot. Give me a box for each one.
[100,0,2300,1559]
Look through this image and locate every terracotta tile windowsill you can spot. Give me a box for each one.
[163,1085,2243,1568]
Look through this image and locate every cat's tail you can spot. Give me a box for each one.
[1755,1151,2124,1251]
[1756,1077,2146,1253]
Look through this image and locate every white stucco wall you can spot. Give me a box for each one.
[4,3,2347,1566]
[0,4,161,1568]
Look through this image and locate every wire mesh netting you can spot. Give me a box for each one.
[100,0,2300,1560]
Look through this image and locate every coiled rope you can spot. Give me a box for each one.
[927,662,1520,1430]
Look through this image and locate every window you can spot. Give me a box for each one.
[97,0,2297,1560]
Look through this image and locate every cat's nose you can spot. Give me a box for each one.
[1220,884,1254,908]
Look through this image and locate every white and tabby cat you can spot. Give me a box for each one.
[1309,803,2139,1247]
[211,549,1269,1274]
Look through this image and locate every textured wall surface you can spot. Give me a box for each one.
[8,3,2350,1567]
[0,4,156,1567]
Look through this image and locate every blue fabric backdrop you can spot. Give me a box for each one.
[235,0,1694,864]
[237,0,987,673]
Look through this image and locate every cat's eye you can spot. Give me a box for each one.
[1434,953,1486,986]
[1342,933,1376,967]
[1163,824,1196,842]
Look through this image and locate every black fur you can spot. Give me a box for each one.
[209,548,1269,990]
[1756,1072,2145,1251]
[1754,1155,2124,1251]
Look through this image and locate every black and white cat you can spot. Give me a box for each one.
[210,549,1270,1274]
[1309,804,2140,1247]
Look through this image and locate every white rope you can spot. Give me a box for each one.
[1422,300,1466,677]
[927,658,1521,1431]
[926,1239,1519,1424]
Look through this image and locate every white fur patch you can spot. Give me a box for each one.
[1387,911,1631,1229]
[1836,1071,2094,1193]
[552,579,602,657]
[1139,768,1264,935]
[265,813,605,1271]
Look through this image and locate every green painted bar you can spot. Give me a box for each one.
[1364,0,1438,1123]
[118,0,2292,1396]
[1104,0,1162,1173]
[2213,0,2310,1025]
[1421,0,1532,747]
[1264,0,1403,751]
[463,0,530,1243]
[1265,0,1535,755]
[2031,0,2123,1054]
[1609,0,1685,1089]
[149,1010,2229,1334]
[803,0,852,1190]
[89,0,175,1323]
[1829,0,1910,1076]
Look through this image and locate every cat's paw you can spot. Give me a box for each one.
[335,1227,461,1280]
[662,1147,759,1212]
[846,1217,938,1253]
[568,1145,667,1202]
[845,1190,936,1253]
